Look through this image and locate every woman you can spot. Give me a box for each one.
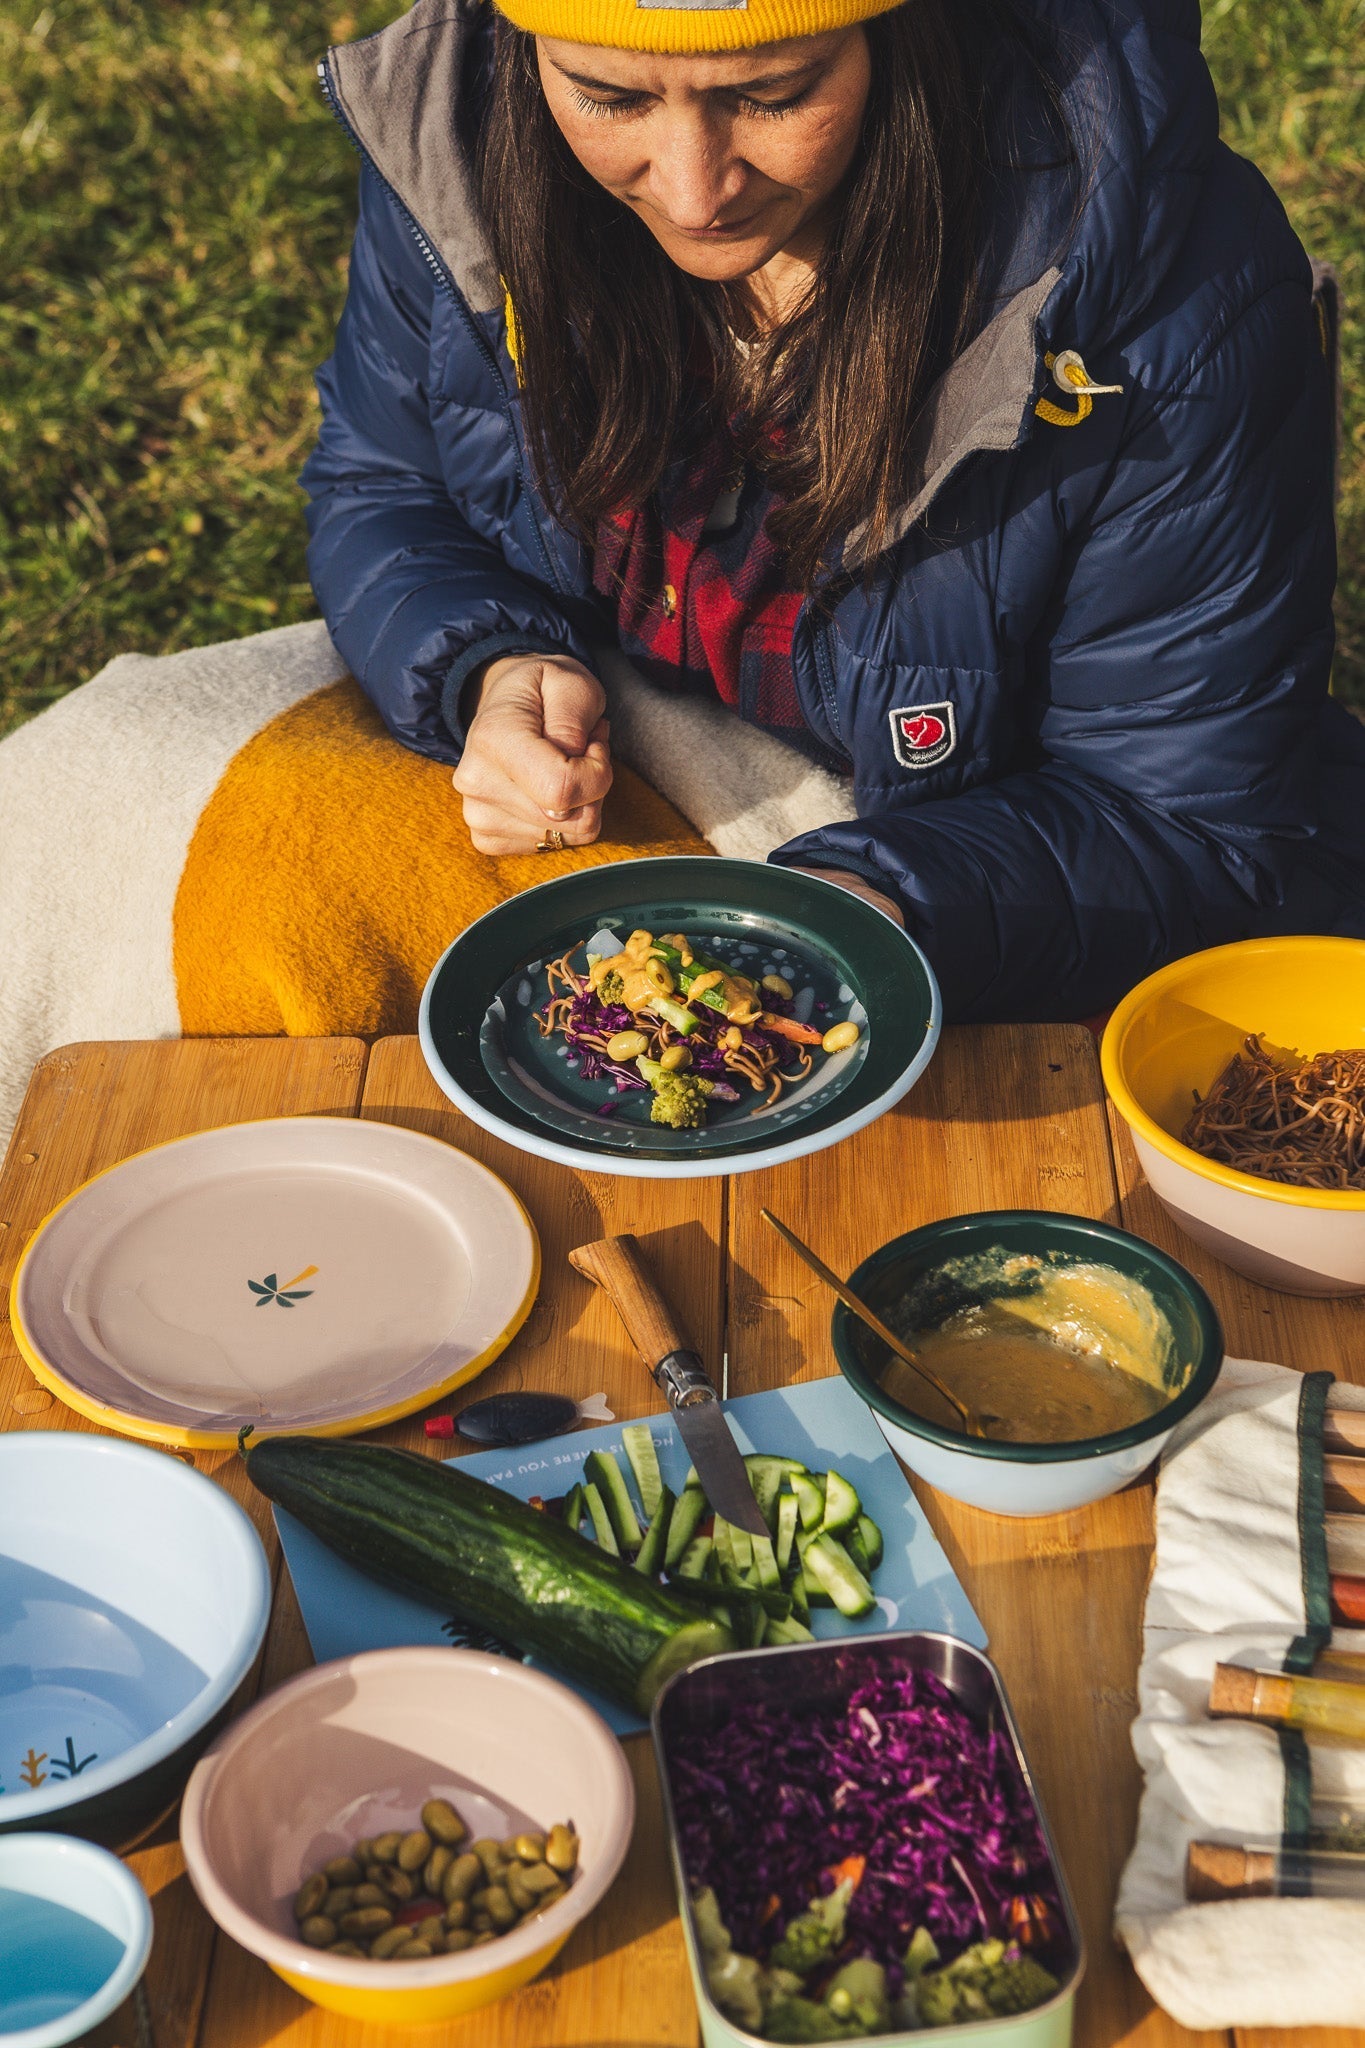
[302,0,1365,1020]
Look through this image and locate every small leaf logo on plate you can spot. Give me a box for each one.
[247,1264,318,1307]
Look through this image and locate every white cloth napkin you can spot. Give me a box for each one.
[1115,1357,1365,2029]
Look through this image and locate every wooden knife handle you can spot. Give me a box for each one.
[1326,1408,1365,1456]
[568,1234,694,1370]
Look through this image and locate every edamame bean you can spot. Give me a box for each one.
[351,1883,388,1909]
[524,1877,568,1915]
[444,1899,470,1930]
[293,1873,327,1921]
[472,1838,505,1878]
[511,1833,546,1863]
[328,1941,365,1957]
[472,1930,498,1946]
[658,1044,690,1071]
[443,1928,476,1953]
[397,1829,431,1872]
[424,1844,454,1897]
[340,1906,394,1937]
[375,1865,415,1902]
[762,973,793,999]
[416,1915,444,1946]
[484,1886,517,1930]
[545,1825,579,1874]
[606,1029,649,1061]
[394,1939,433,1960]
[822,1020,861,1053]
[368,1925,412,1960]
[443,1852,482,1904]
[505,1864,536,1913]
[421,1798,467,1846]
[299,1914,337,1948]
[370,1831,403,1863]
[520,1860,564,1896]
[323,1855,362,1885]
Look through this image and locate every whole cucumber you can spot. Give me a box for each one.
[245,1435,732,1713]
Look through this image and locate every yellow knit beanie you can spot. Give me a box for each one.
[492,0,904,54]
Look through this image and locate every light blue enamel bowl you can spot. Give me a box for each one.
[0,1433,271,1847]
[0,1833,152,2046]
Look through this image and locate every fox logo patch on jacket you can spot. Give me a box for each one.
[890,702,956,770]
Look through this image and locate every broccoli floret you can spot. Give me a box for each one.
[691,1887,731,1963]
[915,1942,1059,2026]
[691,1889,765,2029]
[764,1996,862,2043]
[596,968,626,1005]
[768,1877,854,1976]
[636,1055,715,1129]
[824,1959,889,2033]
[903,1927,940,1981]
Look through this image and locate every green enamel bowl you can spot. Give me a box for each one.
[832,1211,1224,1516]
[419,858,940,1178]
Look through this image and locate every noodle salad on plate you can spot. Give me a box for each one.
[537,928,864,1131]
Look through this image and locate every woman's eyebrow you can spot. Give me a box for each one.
[553,59,822,92]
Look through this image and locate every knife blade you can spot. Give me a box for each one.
[568,1234,769,1537]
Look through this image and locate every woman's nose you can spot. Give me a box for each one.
[644,118,746,229]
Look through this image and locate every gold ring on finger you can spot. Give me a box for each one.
[535,827,566,854]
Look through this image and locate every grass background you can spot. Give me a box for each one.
[1,0,1361,736]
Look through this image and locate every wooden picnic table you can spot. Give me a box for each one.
[1,1027,1361,2048]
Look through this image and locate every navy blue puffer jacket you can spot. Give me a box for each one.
[302,0,1365,1020]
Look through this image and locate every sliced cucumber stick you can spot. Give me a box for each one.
[775,1490,800,1573]
[804,1533,876,1618]
[857,1512,884,1571]
[582,1481,620,1556]
[676,1535,714,1580]
[663,1486,708,1568]
[584,1451,643,1553]
[634,1486,675,1575]
[820,1468,861,1535]
[561,1482,586,1534]
[764,1614,816,1647]
[792,1472,826,1532]
[622,1425,664,1521]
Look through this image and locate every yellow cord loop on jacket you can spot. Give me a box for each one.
[502,280,523,385]
[1034,349,1124,427]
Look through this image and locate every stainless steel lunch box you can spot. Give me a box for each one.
[652,1631,1085,2048]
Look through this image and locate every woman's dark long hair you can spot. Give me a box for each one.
[478,4,1038,586]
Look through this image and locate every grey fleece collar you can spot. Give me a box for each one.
[324,0,1060,541]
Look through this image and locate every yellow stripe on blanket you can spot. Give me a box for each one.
[173,678,707,1038]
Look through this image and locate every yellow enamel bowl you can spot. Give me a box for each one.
[179,1648,635,2025]
[1102,937,1365,1296]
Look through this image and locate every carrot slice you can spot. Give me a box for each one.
[1331,1573,1365,1624]
[828,1855,867,1892]
[759,1011,824,1045]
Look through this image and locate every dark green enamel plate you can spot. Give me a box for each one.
[419,858,941,1179]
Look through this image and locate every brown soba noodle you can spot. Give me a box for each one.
[1181,1034,1365,1190]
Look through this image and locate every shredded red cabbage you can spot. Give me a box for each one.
[668,1667,1065,1976]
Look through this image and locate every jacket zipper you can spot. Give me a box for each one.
[316,56,566,598]
[805,608,851,762]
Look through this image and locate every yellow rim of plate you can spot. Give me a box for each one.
[8,1116,542,1447]
[1100,938,1365,1214]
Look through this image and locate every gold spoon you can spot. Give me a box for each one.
[759,1208,996,1440]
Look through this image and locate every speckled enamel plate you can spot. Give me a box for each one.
[10,1118,539,1447]
[420,858,941,1179]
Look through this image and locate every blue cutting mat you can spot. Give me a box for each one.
[275,1375,985,1736]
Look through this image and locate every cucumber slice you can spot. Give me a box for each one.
[844,1522,871,1578]
[857,1513,884,1571]
[805,1533,876,1619]
[584,1450,643,1553]
[643,994,699,1036]
[751,1532,782,1592]
[561,1482,586,1534]
[676,1535,714,1580]
[775,1490,800,1574]
[622,1425,664,1521]
[763,1614,816,1647]
[820,1468,861,1536]
[713,1517,736,1585]
[634,1486,675,1575]
[743,1600,767,1649]
[664,1486,708,1568]
[795,1525,833,1607]
[726,1521,754,1576]
[786,1565,811,1625]
[741,1455,808,1531]
[792,1472,826,1532]
[582,1480,620,1556]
